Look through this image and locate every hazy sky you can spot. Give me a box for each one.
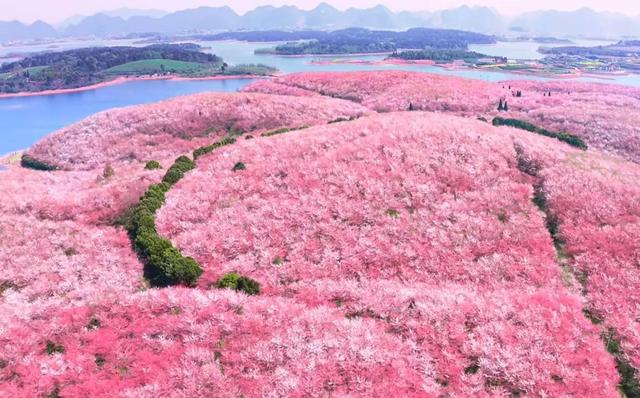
[2,0,638,24]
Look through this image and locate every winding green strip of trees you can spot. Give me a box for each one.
[492,117,587,150]
[123,155,202,287]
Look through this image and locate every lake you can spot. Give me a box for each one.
[0,78,253,154]
[2,38,640,154]
[468,39,616,60]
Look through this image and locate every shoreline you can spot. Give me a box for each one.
[307,56,633,81]
[0,74,270,99]
[256,51,392,58]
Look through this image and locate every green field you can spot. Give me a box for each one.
[0,66,49,80]
[105,59,211,75]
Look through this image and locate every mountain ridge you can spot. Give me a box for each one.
[2,5,640,43]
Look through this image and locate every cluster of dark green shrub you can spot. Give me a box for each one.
[216,272,261,295]
[263,27,494,55]
[492,117,587,149]
[232,162,246,172]
[20,154,59,171]
[45,340,65,355]
[122,156,202,287]
[122,137,241,287]
[0,44,221,94]
[144,160,162,170]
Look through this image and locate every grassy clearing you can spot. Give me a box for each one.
[23,66,49,75]
[0,66,49,80]
[104,59,210,75]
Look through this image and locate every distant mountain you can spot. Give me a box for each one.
[510,8,640,38]
[59,3,425,37]
[429,6,505,34]
[63,6,241,37]
[57,8,167,29]
[304,3,342,28]
[64,14,130,37]
[0,20,56,42]
[2,5,640,43]
[241,6,305,30]
[343,5,397,29]
[103,8,168,20]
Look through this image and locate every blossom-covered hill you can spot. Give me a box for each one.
[24,92,371,171]
[244,71,640,164]
[2,78,640,396]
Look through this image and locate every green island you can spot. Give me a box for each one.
[0,43,277,94]
[386,40,640,77]
[250,27,495,55]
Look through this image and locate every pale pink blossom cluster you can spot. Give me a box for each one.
[25,92,370,171]
[4,83,640,395]
[0,164,162,224]
[244,71,640,163]
[244,71,502,115]
[501,80,640,163]
[536,150,640,370]
[155,112,620,395]
[158,113,561,292]
[0,283,619,397]
[240,80,320,97]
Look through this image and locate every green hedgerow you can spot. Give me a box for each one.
[193,137,237,160]
[492,117,587,150]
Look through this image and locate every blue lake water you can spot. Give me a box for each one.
[2,39,640,154]
[0,78,254,154]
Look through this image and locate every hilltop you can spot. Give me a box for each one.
[246,71,640,163]
[1,71,639,396]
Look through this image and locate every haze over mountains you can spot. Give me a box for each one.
[1,4,640,43]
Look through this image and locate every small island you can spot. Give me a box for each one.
[0,43,277,95]
[246,27,496,56]
[388,49,506,64]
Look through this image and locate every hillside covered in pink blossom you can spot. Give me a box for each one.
[245,71,640,164]
[2,71,640,397]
